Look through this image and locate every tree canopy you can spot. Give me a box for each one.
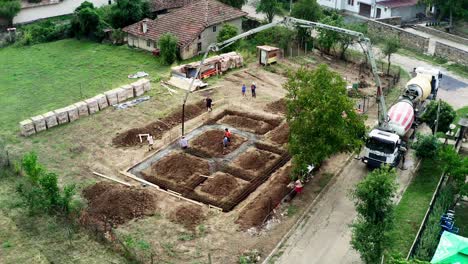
[219,0,247,9]
[317,12,343,54]
[159,33,178,65]
[285,64,365,175]
[110,0,149,29]
[382,37,400,75]
[421,100,456,133]
[351,166,397,264]
[291,0,322,22]
[256,0,282,23]
[217,23,239,52]
[420,0,468,28]
[0,0,21,26]
[70,1,106,40]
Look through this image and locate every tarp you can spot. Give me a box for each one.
[431,231,468,264]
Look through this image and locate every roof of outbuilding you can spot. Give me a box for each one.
[123,0,247,47]
[377,0,420,8]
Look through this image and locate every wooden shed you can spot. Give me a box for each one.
[257,45,280,65]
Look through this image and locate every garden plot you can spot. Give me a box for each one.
[127,110,289,212]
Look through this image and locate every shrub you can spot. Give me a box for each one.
[15,20,70,46]
[0,0,21,26]
[413,134,440,159]
[217,23,239,52]
[110,0,149,29]
[421,100,456,134]
[253,26,296,51]
[159,33,178,65]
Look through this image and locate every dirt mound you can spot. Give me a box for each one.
[81,182,156,229]
[170,205,205,229]
[219,115,273,134]
[265,98,287,115]
[236,166,292,230]
[268,123,289,145]
[146,153,209,183]
[190,130,247,157]
[237,149,277,170]
[200,173,239,197]
[113,101,205,147]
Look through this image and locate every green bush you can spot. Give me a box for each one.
[253,26,296,51]
[217,23,239,52]
[421,100,456,134]
[413,134,440,159]
[16,20,70,46]
[16,152,77,216]
[159,33,178,65]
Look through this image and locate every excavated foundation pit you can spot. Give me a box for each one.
[127,112,290,212]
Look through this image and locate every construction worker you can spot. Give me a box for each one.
[224,128,231,143]
[206,97,213,112]
[179,136,188,149]
[251,82,257,98]
[242,84,246,97]
[147,134,154,151]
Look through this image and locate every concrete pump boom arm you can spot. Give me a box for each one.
[181,16,388,135]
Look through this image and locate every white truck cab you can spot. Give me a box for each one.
[362,129,402,168]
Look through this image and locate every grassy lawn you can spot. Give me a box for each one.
[388,159,444,256]
[0,39,169,142]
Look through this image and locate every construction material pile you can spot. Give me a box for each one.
[19,78,151,137]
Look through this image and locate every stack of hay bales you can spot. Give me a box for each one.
[19,78,151,137]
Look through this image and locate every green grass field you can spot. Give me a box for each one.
[0,39,169,142]
[388,159,443,256]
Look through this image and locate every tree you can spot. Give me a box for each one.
[413,133,440,159]
[0,0,21,26]
[439,146,468,196]
[219,0,247,9]
[159,33,178,65]
[420,0,468,31]
[256,0,281,23]
[338,23,367,60]
[316,13,342,55]
[217,23,239,52]
[291,0,322,48]
[110,0,149,29]
[70,2,104,40]
[351,166,397,264]
[285,64,365,176]
[382,37,400,75]
[421,100,456,133]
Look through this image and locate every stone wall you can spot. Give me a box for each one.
[19,78,151,137]
[368,19,429,53]
[376,16,402,26]
[434,42,468,66]
[414,25,468,46]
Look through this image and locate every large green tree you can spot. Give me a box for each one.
[420,0,468,30]
[285,64,365,175]
[291,0,322,48]
[217,23,239,52]
[219,0,246,9]
[110,0,149,29]
[159,33,178,65]
[421,100,456,133]
[316,13,343,55]
[0,0,21,26]
[351,166,397,264]
[256,0,281,23]
[382,37,400,75]
[439,146,468,196]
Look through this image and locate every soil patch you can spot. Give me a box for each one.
[190,130,247,157]
[200,172,240,197]
[142,152,209,184]
[267,122,289,145]
[236,148,279,171]
[81,182,156,229]
[236,165,292,230]
[170,205,205,229]
[113,100,205,147]
[265,98,287,115]
[218,115,273,134]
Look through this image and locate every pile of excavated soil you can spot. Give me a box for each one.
[237,149,278,171]
[218,115,273,134]
[236,166,292,230]
[191,130,247,157]
[113,101,205,147]
[265,98,287,115]
[268,123,289,145]
[200,172,239,197]
[170,205,205,229]
[81,182,156,229]
[145,153,209,183]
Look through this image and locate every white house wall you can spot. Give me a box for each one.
[13,0,111,24]
[391,5,425,21]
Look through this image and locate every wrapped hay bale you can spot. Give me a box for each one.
[94,94,109,110]
[85,98,99,114]
[132,80,145,97]
[121,85,134,100]
[43,111,58,129]
[141,78,151,92]
[66,105,79,122]
[54,108,69,124]
[19,119,36,137]
[104,89,119,106]
[74,101,89,117]
[31,115,46,133]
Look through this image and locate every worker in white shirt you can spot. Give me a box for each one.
[179,136,188,149]
[147,134,154,151]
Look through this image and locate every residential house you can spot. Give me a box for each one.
[123,0,247,60]
[317,0,425,21]
[13,0,112,24]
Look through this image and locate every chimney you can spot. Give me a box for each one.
[142,20,148,34]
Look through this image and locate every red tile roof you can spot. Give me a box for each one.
[377,0,420,8]
[123,0,247,47]
[149,0,193,12]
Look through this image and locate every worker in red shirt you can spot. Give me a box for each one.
[224,128,231,143]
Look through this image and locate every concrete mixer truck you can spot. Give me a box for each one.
[361,67,442,168]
